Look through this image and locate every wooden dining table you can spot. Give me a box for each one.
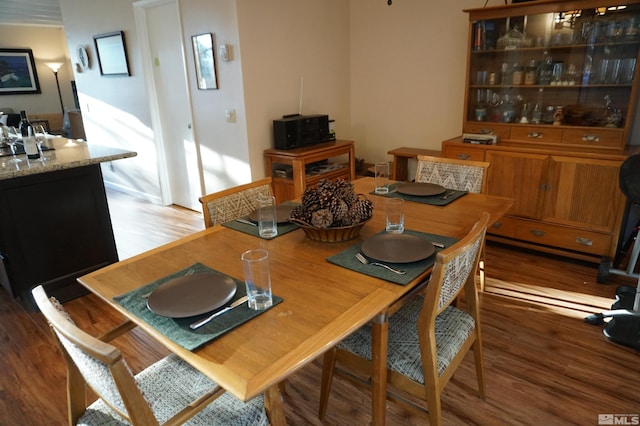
[77,177,513,425]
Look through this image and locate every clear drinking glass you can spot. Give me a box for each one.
[374,162,390,194]
[2,126,22,164]
[241,249,273,310]
[33,124,48,161]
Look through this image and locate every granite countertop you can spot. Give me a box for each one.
[0,137,137,180]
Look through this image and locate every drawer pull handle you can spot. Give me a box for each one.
[582,134,600,142]
[576,237,593,246]
[480,128,493,134]
[528,132,543,138]
[539,183,551,191]
[457,153,471,160]
[491,222,503,229]
[531,230,545,237]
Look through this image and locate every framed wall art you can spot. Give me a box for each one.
[93,31,131,77]
[0,48,41,95]
[192,33,218,90]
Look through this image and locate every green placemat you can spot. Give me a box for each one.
[113,263,282,351]
[222,202,300,238]
[327,230,459,285]
[372,182,467,206]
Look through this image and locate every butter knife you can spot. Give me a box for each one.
[236,218,257,226]
[189,295,249,329]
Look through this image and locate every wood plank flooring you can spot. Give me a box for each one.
[0,188,638,425]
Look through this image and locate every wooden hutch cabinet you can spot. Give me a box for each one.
[264,140,356,203]
[443,0,640,264]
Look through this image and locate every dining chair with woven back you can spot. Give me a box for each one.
[415,155,491,291]
[32,285,269,425]
[414,154,490,194]
[319,211,490,426]
[199,177,273,228]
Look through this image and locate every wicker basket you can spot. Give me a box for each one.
[291,218,370,243]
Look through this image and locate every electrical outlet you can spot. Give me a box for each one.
[225,109,236,123]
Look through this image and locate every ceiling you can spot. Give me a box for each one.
[0,0,63,27]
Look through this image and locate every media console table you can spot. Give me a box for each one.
[0,138,136,306]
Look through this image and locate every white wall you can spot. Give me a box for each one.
[60,0,162,202]
[0,25,74,118]
[236,0,351,175]
[180,0,250,194]
[349,0,506,163]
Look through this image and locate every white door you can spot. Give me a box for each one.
[134,0,203,211]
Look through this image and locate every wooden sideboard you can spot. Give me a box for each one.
[264,140,356,203]
[442,138,640,264]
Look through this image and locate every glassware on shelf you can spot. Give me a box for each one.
[537,51,553,86]
[524,60,537,85]
[551,61,564,85]
[519,103,530,124]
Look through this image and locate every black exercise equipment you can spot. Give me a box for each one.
[585,153,640,351]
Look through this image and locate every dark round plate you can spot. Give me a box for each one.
[361,233,435,263]
[396,182,445,196]
[147,273,237,318]
[248,204,294,223]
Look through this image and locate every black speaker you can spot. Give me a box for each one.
[273,114,329,150]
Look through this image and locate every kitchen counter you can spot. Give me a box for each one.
[0,137,136,180]
[0,138,137,307]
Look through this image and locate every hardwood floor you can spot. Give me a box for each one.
[0,189,638,425]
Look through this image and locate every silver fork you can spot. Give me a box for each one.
[441,190,456,200]
[355,253,406,275]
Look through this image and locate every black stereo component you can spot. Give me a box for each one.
[273,114,329,150]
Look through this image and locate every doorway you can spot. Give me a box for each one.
[133,0,204,211]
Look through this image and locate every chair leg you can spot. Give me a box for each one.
[318,348,337,420]
[473,339,486,399]
[425,382,442,426]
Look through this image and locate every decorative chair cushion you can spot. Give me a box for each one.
[337,296,475,382]
[78,353,269,425]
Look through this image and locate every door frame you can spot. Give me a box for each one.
[133,0,201,206]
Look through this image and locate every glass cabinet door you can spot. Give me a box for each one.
[467,4,640,142]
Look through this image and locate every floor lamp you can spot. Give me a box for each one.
[46,62,65,134]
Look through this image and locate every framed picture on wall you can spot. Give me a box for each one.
[94,31,131,77]
[192,33,218,90]
[0,48,41,95]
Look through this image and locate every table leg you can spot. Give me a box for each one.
[371,312,388,426]
[264,384,287,425]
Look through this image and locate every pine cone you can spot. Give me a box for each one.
[301,188,322,213]
[350,197,374,224]
[329,198,349,224]
[311,208,334,228]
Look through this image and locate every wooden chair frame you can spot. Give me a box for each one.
[416,155,490,291]
[319,212,490,426]
[199,177,273,228]
[32,285,226,425]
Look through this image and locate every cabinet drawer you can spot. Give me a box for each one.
[443,145,485,161]
[510,126,562,143]
[512,218,612,256]
[463,123,511,141]
[487,216,517,238]
[561,128,624,149]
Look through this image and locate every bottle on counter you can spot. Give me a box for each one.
[18,110,40,160]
